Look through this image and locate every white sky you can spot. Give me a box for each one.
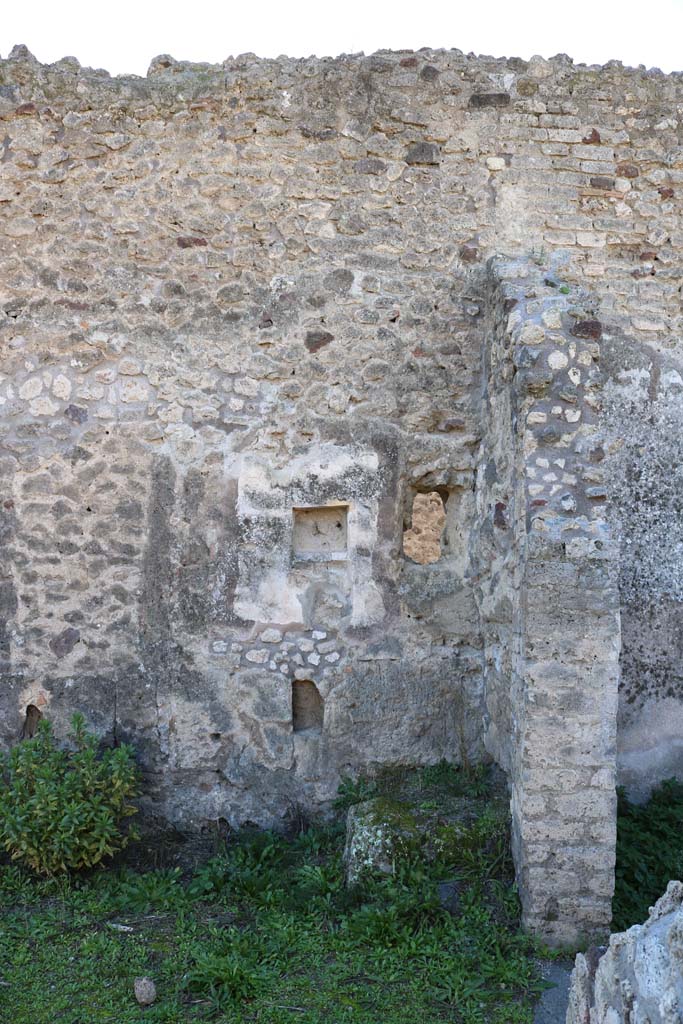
[3,0,683,77]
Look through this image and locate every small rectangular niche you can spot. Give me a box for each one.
[403,491,447,564]
[292,504,348,562]
[292,679,324,734]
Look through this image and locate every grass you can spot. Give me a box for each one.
[0,763,546,1024]
[613,777,683,932]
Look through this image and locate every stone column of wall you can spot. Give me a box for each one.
[477,257,621,945]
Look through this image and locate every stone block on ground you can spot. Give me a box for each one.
[342,798,420,885]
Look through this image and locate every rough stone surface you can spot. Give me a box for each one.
[134,977,157,1006]
[403,491,447,565]
[566,882,683,1023]
[471,259,620,945]
[343,799,409,885]
[0,44,681,942]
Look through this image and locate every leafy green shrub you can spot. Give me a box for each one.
[0,713,139,875]
[613,778,683,930]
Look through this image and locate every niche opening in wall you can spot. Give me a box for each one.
[21,704,42,739]
[292,679,324,734]
[403,490,447,564]
[292,504,348,562]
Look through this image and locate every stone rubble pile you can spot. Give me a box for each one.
[566,881,683,1024]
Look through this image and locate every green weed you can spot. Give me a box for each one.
[613,778,683,930]
[0,763,541,1024]
[0,713,139,875]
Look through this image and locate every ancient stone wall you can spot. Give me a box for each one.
[1,41,682,937]
[0,44,492,829]
[473,257,620,944]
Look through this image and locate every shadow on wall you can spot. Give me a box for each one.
[602,352,683,800]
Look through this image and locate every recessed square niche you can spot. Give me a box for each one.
[292,679,324,734]
[292,504,349,562]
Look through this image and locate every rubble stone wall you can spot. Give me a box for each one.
[0,45,495,828]
[0,42,682,937]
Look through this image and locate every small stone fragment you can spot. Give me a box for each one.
[405,142,440,165]
[571,319,602,340]
[459,243,480,263]
[245,649,269,664]
[589,175,615,190]
[548,350,569,370]
[304,330,334,353]
[354,158,386,175]
[64,404,88,424]
[176,236,207,248]
[52,374,72,400]
[19,377,42,400]
[49,627,80,659]
[469,92,510,108]
[134,977,157,1006]
[119,358,141,375]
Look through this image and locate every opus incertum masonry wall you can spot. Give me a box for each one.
[1,42,682,943]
